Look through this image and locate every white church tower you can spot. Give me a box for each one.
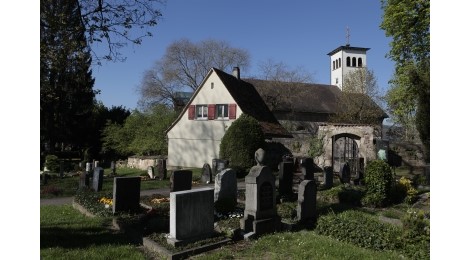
[327,31,370,90]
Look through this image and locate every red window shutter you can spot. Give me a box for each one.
[208,104,215,120]
[188,105,195,120]
[228,104,237,119]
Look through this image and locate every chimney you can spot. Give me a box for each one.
[232,67,240,79]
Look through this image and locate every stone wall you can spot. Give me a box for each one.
[126,156,166,170]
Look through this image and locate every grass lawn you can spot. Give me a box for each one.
[192,230,404,259]
[40,205,150,260]
[41,167,203,199]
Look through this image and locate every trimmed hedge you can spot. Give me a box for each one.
[219,114,266,169]
[363,160,393,207]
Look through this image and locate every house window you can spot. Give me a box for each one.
[358,58,363,67]
[332,61,335,70]
[352,57,357,67]
[216,104,229,119]
[339,58,341,68]
[346,57,351,67]
[196,105,208,119]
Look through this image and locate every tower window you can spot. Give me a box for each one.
[346,57,351,67]
[333,61,335,70]
[352,57,357,67]
[358,58,363,67]
[339,58,341,68]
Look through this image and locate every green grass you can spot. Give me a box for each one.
[193,230,404,259]
[41,167,204,198]
[40,205,146,259]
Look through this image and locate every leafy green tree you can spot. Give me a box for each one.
[380,0,430,155]
[102,104,177,157]
[219,114,266,169]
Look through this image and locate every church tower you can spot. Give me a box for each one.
[327,44,370,91]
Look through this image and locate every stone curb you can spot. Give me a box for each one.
[72,200,233,259]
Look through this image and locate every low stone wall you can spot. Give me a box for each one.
[126,156,166,171]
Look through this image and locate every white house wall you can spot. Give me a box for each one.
[167,71,240,168]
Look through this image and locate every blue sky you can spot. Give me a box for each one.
[92,0,395,111]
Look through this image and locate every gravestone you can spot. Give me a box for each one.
[79,170,89,188]
[59,161,64,178]
[214,168,237,207]
[240,148,279,239]
[300,157,315,180]
[110,161,116,175]
[94,160,100,169]
[339,162,351,184]
[147,166,155,179]
[170,170,192,192]
[278,161,294,197]
[92,167,104,192]
[322,166,333,189]
[201,163,212,184]
[113,177,141,214]
[297,180,317,224]
[212,159,229,174]
[167,187,214,247]
[86,162,93,174]
[78,161,83,170]
[157,159,167,180]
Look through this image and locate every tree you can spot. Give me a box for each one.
[138,38,250,108]
[380,0,430,154]
[219,114,266,169]
[255,59,314,111]
[330,68,386,125]
[41,0,164,64]
[41,0,96,154]
[101,104,177,157]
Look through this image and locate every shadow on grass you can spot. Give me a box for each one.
[40,226,136,249]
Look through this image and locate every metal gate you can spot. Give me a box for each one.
[333,134,362,180]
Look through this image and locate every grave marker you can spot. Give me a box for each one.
[113,177,141,214]
[170,170,192,192]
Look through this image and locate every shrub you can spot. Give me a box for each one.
[277,201,297,220]
[219,114,266,169]
[362,160,393,207]
[315,210,401,251]
[319,184,365,206]
[44,155,60,173]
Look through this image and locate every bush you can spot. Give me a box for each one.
[316,210,401,251]
[277,201,297,220]
[319,184,365,206]
[219,114,266,169]
[362,160,393,207]
[44,155,60,172]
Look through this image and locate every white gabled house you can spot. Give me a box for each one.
[166,67,291,168]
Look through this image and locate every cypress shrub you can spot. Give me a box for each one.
[219,114,265,169]
[362,160,394,207]
[44,154,60,173]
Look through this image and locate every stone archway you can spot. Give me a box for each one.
[332,133,363,179]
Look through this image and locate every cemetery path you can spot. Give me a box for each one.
[40,181,246,206]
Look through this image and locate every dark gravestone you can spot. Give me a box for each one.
[300,157,315,180]
[157,159,167,180]
[147,166,155,179]
[113,177,141,214]
[92,167,104,192]
[339,162,351,184]
[297,180,317,224]
[110,161,116,175]
[59,161,64,178]
[322,166,333,189]
[170,170,192,192]
[214,168,237,206]
[278,161,294,196]
[79,170,89,188]
[201,163,212,184]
